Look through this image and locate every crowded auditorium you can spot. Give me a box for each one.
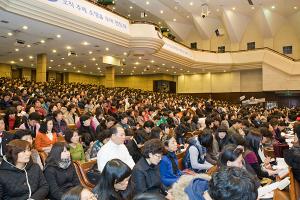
[0,0,300,199]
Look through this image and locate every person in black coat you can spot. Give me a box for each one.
[44,142,80,200]
[284,122,300,182]
[131,139,167,196]
[0,116,15,158]
[0,139,49,199]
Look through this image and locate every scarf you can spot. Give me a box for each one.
[58,158,71,169]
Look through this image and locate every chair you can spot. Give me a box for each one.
[73,160,97,190]
[38,151,48,167]
[206,165,218,176]
[289,168,300,200]
[176,151,185,160]
[177,158,183,171]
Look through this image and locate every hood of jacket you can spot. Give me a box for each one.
[170,174,211,200]
[0,156,33,172]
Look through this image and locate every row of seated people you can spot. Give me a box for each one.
[1,121,299,200]
[0,77,300,199]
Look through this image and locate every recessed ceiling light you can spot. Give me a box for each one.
[82,41,89,45]
[121,68,124,70]
[7,32,13,36]
[189,2,193,6]
[157,67,160,70]
[142,72,144,74]
[130,6,133,9]
[10,61,15,64]
[22,26,28,30]
[171,66,175,68]
[92,58,96,61]
[174,71,176,73]
[89,51,93,54]
[56,34,61,38]
[67,62,72,66]
[40,40,45,43]
[251,6,255,10]
[58,64,61,67]
[31,64,34,66]
[223,70,226,72]
[232,7,236,10]
[112,7,115,10]
[216,8,220,12]
[123,52,127,55]
[29,56,33,59]
[128,14,131,17]
[64,68,67,71]
[135,62,140,65]
[294,6,298,10]
[271,5,275,9]
[52,49,57,53]
[77,70,81,73]
[166,69,169,71]
[97,67,100,70]
[134,66,137,69]
[50,60,54,62]
[49,66,52,69]
[151,60,154,63]
[27,44,31,48]
[187,15,190,18]
[180,69,183,70]
[160,10,164,14]
[61,57,65,60]
[66,46,72,50]
[162,63,165,66]
[105,47,109,51]
[158,21,161,24]
[19,58,23,62]
[173,18,177,22]
[154,71,156,73]
[121,71,123,74]
[138,57,142,59]
[96,63,98,66]
[146,1,149,5]
[187,71,190,73]
[15,48,19,52]
[122,58,126,62]
[174,6,178,10]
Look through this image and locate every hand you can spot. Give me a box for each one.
[264,156,271,165]
[267,169,278,176]
[166,192,174,200]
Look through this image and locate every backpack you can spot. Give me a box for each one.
[183,143,207,173]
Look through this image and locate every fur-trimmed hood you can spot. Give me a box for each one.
[170,173,211,200]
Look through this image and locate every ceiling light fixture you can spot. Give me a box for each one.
[105,47,109,51]
[15,48,19,52]
[49,67,52,69]
[251,6,255,10]
[173,18,177,22]
[27,44,31,48]
[232,7,236,10]
[82,41,89,45]
[66,46,72,50]
[151,60,154,63]
[22,26,28,30]
[89,51,93,54]
[146,1,149,5]
[271,5,275,9]
[10,61,15,64]
[56,34,61,38]
[294,6,298,10]
[52,49,57,53]
[92,58,96,61]
[50,60,54,62]
[19,58,23,62]
[160,10,164,14]
[130,6,133,9]
[67,62,72,66]
[189,2,193,6]
[40,40,45,43]
[123,52,127,56]
[29,56,33,59]
[7,32,13,36]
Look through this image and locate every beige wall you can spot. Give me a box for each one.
[22,68,32,80]
[0,64,12,78]
[66,72,104,85]
[177,69,262,93]
[115,74,175,91]
[184,21,300,59]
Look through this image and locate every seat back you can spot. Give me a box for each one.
[178,158,183,170]
[289,168,300,200]
[74,160,97,189]
[264,147,275,158]
[206,165,218,176]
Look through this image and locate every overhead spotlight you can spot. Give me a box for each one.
[52,49,57,53]
[22,26,28,30]
[56,34,61,38]
[40,40,45,43]
[271,5,275,9]
[7,32,13,36]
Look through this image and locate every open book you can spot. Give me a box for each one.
[258,177,290,198]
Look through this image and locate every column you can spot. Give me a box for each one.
[36,53,47,82]
[105,66,115,87]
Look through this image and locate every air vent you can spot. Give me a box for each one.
[33,42,41,45]
[0,20,9,23]
[0,35,8,38]
[94,45,100,48]
[46,37,54,41]
[247,0,254,5]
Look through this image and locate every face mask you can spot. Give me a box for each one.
[58,158,71,169]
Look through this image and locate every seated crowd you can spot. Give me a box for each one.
[0,77,300,200]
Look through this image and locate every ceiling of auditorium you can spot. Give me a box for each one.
[0,0,299,76]
[114,0,300,43]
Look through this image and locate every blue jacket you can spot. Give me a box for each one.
[159,152,182,187]
[184,177,208,200]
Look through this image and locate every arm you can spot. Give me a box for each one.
[31,167,49,200]
[44,167,64,200]
[123,146,135,169]
[189,146,213,170]
[131,169,147,195]
[159,158,179,187]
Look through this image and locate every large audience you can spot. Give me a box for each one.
[0,77,300,200]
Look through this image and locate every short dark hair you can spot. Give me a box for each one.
[199,129,213,149]
[97,129,112,142]
[53,110,63,118]
[28,112,40,121]
[143,121,154,129]
[150,127,162,139]
[208,167,258,200]
[45,142,68,167]
[39,118,54,134]
[294,122,300,142]
[142,139,164,158]
[6,139,31,165]
[259,127,273,138]
[62,185,84,200]
[64,129,77,143]
[14,129,32,139]
[218,144,243,168]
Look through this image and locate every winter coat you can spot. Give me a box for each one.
[44,163,80,200]
[159,152,182,187]
[0,158,49,200]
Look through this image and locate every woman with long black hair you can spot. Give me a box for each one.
[93,159,132,200]
[44,142,80,200]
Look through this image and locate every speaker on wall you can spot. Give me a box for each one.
[215,28,225,37]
